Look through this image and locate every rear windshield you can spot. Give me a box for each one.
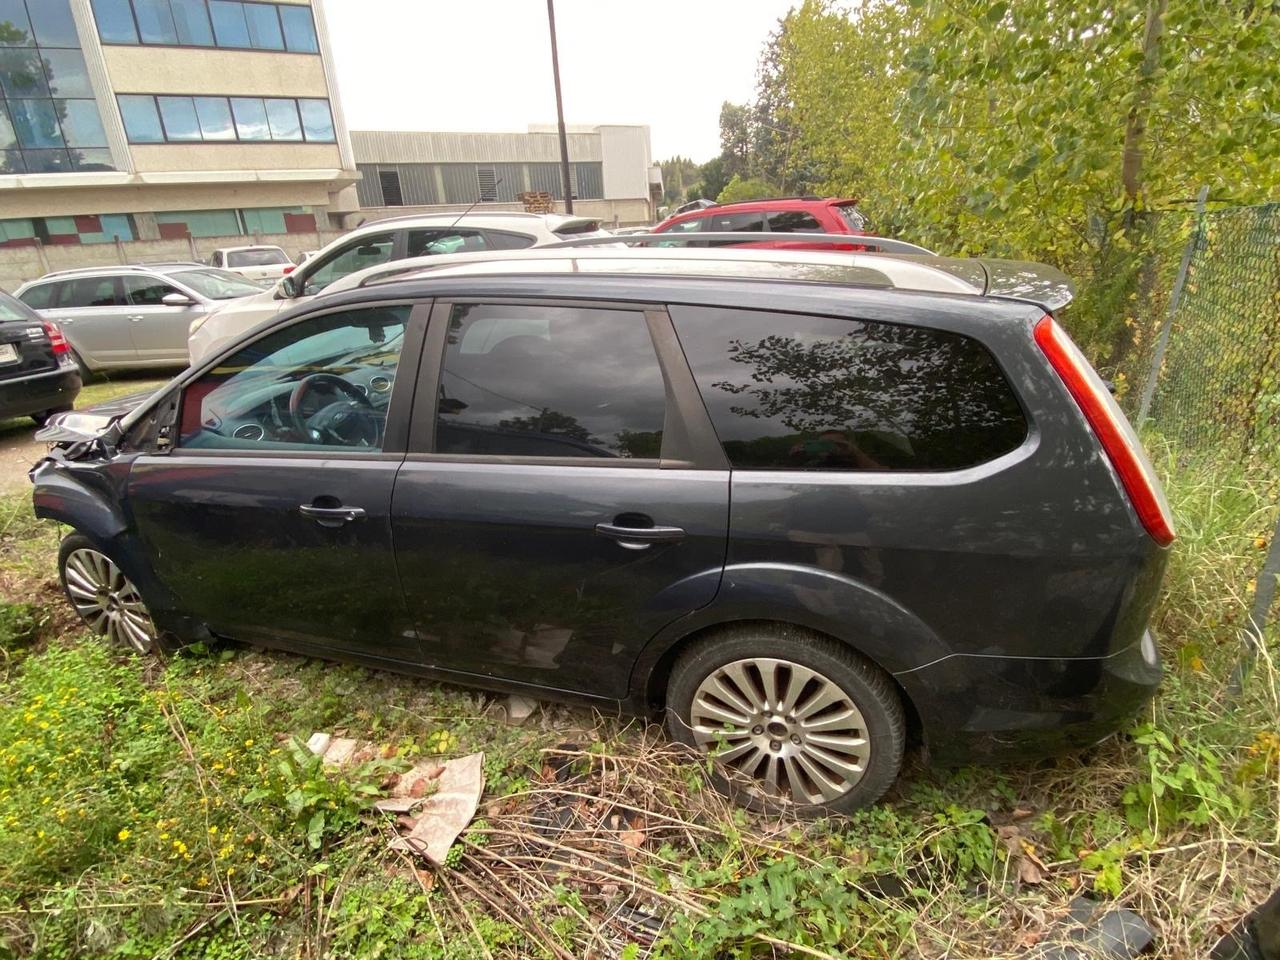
[671,305,1027,471]
[0,294,32,322]
[228,249,290,267]
[169,269,264,300]
[837,205,867,231]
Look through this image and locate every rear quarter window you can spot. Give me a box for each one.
[670,306,1027,471]
[18,283,57,310]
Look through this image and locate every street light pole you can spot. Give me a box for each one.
[546,0,573,214]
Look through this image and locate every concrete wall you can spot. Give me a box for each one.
[0,231,345,292]
[103,47,331,97]
[3,178,344,221]
[348,198,653,230]
[129,144,344,174]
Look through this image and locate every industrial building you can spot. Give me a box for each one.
[0,0,359,249]
[352,124,662,227]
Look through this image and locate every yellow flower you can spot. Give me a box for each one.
[117,828,131,841]
[226,866,235,877]
[243,739,254,748]
[36,830,45,839]
[208,825,218,835]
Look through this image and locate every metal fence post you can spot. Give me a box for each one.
[1230,513,1280,694]
[1136,185,1209,428]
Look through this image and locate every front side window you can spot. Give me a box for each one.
[435,304,666,460]
[179,305,410,451]
[302,233,395,295]
[123,275,180,305]
[671,306,1027,472]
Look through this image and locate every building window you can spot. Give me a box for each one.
[155,209,241,238]
[378,170,403,206]
[476,167,497,202]
[0,0,118,175]
[91,0,319,52]
[118,94,335,143]
[0,214,135,246]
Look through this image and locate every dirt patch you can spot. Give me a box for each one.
[0,419,43,495]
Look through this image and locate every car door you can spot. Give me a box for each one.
[391,299,730,700]
[46,275,139,368]
[127,300,428,661]
[121,275,204,364]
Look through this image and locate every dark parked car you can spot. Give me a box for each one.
[31,247,1172,815]
[0,290,80,425]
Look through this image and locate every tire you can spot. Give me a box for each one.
[58,533,174,655]
[69,348,93,380]
[666,624,905,817]
[31,404,73,427]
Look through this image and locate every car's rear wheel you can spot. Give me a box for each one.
[666,625,905,816]
[31,404,73,427]
[58,534,163,655]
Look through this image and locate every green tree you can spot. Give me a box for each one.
[717,175,776,204]
[765,0,1280,358]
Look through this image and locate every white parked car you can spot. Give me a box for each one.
[207,246,295,283]
[187,212,609,364]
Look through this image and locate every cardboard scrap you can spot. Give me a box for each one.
[306,731,484,868]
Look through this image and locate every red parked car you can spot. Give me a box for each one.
[652,196,869,249]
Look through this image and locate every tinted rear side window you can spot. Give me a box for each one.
[767,210,823,232]
[435,304,665,459]
[671,306,1026,471]
[65,277,124,308]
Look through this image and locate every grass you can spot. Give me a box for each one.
[0,445,1275,959]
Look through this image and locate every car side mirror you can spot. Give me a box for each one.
[279,274,299,298]
[161,292,195,307]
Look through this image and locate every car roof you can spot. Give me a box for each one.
[216,245,287,253]
[356,211,600,233]
[352,246,1074,311]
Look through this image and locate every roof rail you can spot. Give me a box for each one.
[543,232,935,255]
[710,195,827,208]
[37,262,200,279]
[359,210,587,228]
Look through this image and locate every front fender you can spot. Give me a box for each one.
[627,561,950,704]
[31,457,130,543]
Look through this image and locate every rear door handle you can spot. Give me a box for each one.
[595,522,686,549]
[128,315,144,322]
[299,504,366,527]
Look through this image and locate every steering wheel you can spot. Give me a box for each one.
[288,373,378,445]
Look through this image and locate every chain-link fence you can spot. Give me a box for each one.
[1116,200,1280,669]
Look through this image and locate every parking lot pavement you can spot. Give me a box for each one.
[0,419,43,494]
[0,374,172,495]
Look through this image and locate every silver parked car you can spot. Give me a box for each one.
[15,264,263,374]
[187,212,612,364]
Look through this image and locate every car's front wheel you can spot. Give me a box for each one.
[666,625,905,816]
[58,533,164,655]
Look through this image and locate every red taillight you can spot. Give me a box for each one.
[283,265,295,274]
[1034,315,1175,546]
[42,320,70,355]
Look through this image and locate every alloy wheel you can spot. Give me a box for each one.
[63,548,157,654]
[689,657,871,805]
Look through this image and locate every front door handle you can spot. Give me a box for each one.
[299,504,367,527]
[595,522,686,550]
[128,315,144,322]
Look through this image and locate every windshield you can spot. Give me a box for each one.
[170,269,266,300]
[228,248,290,267]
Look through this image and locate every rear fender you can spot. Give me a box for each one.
[627,561,949,705]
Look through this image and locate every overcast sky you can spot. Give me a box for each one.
[321,0,796,163]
